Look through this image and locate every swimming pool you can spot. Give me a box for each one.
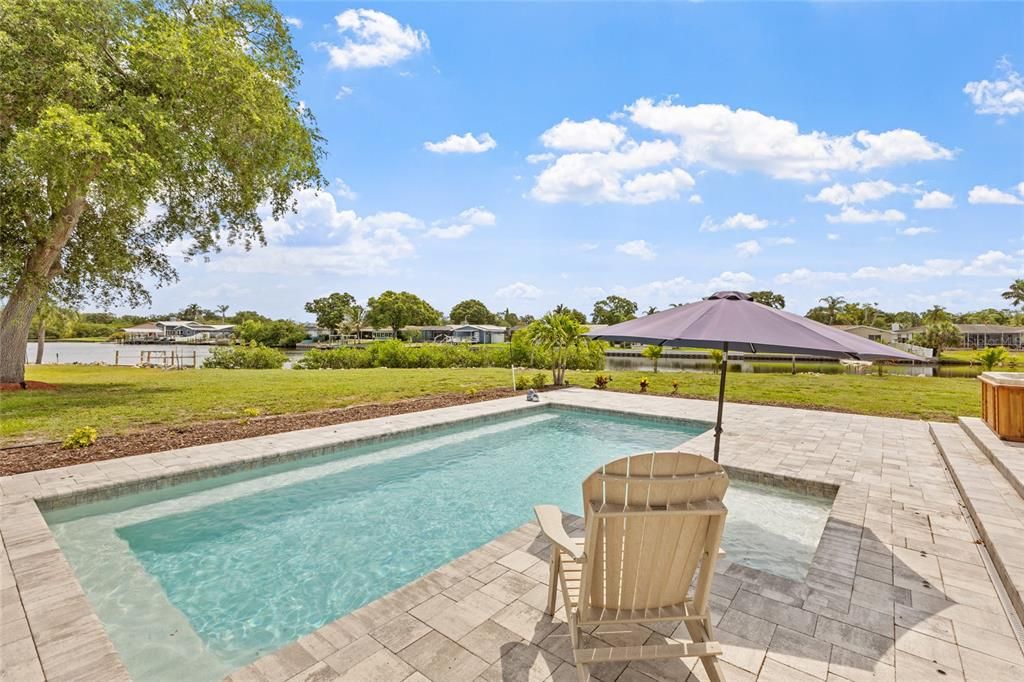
[46,407,832,680]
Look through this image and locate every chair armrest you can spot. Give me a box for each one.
[533,504,583,561]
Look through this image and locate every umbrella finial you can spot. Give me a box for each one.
[706,291,752,301]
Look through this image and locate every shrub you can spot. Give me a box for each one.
[294,340,590,372]
[61,426,98,449]
[977,347,1009,371]
[531,373,547,389]
[515,374,532,390]
[238,406,262,424]
[671,380,679,395]
[593,374,612,389]
[234,319,307,347]
[708,349,724,374]
[639,378,649,393]
[203,345,288,369]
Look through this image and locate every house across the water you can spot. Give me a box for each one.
[122,320,236,343]
[895,323,1024,349]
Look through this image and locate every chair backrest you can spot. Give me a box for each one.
[580,451,728,613]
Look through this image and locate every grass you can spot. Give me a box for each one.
[564,370,979,422]
[3,366,518,444]
[940,349,1024,368]
[1,365,981,445]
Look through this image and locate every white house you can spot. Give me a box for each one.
[122,321,235,342]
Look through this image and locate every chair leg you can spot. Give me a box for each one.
[569,611,587,682]
[683,617,724,682]
[546,552,559,615]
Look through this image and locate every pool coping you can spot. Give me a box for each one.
[2,389,1019,681]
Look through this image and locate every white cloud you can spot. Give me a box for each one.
[825,206,906,224]
[775,250,1021,286]
[495,282,543,300]
[699,212,772,232]
[539,118,626,151]
[526,153,555,164]
[688,194,703,205]
[914,190,955,209]
[530,140,694,204]
[319,9,428,70]
[735,240,761,257]
[774,268,848,285]
[627,97,952,181]
[964,57,1024,116]
[615,240,656,260]
[852,259,964,282]
[578,242,599,251]
[426,224,474,239]
[900,227,935,236]
[621,272,756,304]
[426,206,496,239]
[457,207,496,226]
[968,185,1024,205]
[1018,182,1024,196]
[335,86,354,100]
[213,189,417,275]
[961,250,1018,276]
[827,233,840,241]
[284,16,303,29]
[333,178,357,200]
[424,132,497,154]
[806,180,909,205]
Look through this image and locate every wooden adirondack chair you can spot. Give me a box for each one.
[534,451,729,682]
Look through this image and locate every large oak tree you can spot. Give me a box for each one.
[0,0,323,383]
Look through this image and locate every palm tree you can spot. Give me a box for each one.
[31,299,78,364]
[344,305,367,343]
[641,344,663,372]
[523,313,590,385]
[1002,279,1024,310]
[818,296,846,325]
[644,306,658,316]
[922,305,949,325]
[215,304,230,322]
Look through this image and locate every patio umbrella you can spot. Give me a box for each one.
[586,291,919,461]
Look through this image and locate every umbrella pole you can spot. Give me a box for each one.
[713,342,729,462]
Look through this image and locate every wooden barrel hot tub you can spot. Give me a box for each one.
[981,372,1024,442]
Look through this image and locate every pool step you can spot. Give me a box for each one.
[960,416,1024,500]
[930,421,1024,623]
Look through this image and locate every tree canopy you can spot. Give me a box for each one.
[449,299,497,325]
[591,295,638,325]
[366,291,442,336]
[552,304,587,324]
[0,0,323,382]
[1002,279,1024,309]
[305,292,357,331]
[749,290,785,309]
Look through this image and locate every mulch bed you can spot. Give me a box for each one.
[0,387,539,477]
[1,381,59,392]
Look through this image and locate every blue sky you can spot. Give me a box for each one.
[143,2,1024,319]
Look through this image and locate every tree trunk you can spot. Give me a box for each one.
[35,323,46,364]
[0,194,86,384]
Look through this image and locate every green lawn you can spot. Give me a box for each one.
[1,365,981,444]
[940,349,1024,368]
[564,370,979,423]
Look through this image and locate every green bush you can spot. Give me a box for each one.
[531,373,547,389]
[293,340,603,372]
[594,374,612,389]
[61,426,98,449]
[203,344,288,369]
[977,346,1009,371]
[515,374,531,390]
[234,319,307,347]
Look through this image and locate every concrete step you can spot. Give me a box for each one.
[930,421,1024,623]
[961,416,1024,500]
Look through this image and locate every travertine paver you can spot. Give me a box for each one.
[3,388,1024,681]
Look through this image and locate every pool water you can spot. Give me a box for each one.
[46,408,831,681]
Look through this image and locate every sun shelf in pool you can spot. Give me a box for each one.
[46,408,831,681]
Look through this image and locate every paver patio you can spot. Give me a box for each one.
[2,388,1023,681]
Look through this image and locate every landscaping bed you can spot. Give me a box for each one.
[0,387,522,476]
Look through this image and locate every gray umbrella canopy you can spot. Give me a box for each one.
[587,291,919,460]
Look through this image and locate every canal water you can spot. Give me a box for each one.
[25,342,982,377]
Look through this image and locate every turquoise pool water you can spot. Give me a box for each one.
[46,408,831,681]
